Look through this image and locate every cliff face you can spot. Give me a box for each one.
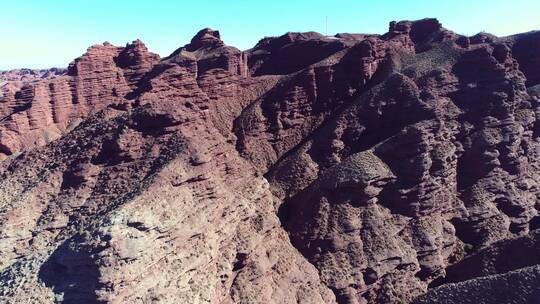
[0,41,159,159]
[1,19,540,304]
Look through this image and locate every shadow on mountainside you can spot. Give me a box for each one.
[38,237,104,304]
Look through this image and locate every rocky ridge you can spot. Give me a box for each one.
[1,19,540,304]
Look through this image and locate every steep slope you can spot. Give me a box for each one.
[0,28,333,304]
[413,265,540,304]
[1,18,540,304]
[238,18,540,303]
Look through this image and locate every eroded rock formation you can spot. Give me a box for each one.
[1,19,540,304]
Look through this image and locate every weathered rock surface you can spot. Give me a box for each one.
[1,18,540,304]
[0,41,159,160]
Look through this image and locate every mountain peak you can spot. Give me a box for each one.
[186,27,224,51]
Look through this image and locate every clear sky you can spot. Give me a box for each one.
[1,0,539,70]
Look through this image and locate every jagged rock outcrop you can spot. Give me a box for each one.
[242,19,540,303]
[0,41,159,160]
[0,28,333,304]
[1,18,540,304]
[0,68,66,121]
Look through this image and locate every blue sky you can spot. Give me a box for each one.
[1,0,539,69]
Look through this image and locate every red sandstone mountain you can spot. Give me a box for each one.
[1,19,540,303]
